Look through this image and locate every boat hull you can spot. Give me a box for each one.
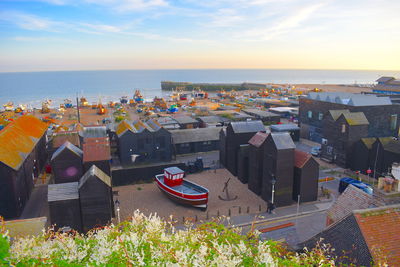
[155,175,208,209]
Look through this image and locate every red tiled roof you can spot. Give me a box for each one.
[354,205,400,266]
[83,138,111,162]
[294,149,312,168]
[248,132,268,147]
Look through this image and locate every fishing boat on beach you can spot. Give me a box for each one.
[3,102,14,111]
[64,99,73,108]
[155,167,209,209]
[80,97,89,107]
[120,96,128,104]
[134,90,144,103]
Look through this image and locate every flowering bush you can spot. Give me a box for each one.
[2,211,336,266]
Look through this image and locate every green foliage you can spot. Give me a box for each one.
[0,233,10,265]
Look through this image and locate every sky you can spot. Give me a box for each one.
[0,0,399,72]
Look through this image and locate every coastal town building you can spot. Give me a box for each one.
[237,144,250,183]
[270,124,300,142]
[292,150,319,202]
[220,120,266,176]
[0,115,48,219]
[50,131,81,155]
[173,115,200,129]
[374,76,400,95]
[241,109,280,124]
[157,116,180,130]
[196,115,228,127]
[170,127,220,155]
[299,92,399,143]
[51,141,83,184]
[248,132,269,195]
[82,137,111,176]
[115,119,172,165]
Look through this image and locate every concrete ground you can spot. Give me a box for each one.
[113,168,268,223]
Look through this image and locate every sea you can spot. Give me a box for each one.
[0,69,399,108]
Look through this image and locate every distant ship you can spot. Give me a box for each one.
[155,167,209,209]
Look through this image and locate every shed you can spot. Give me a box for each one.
[248,132,269,195]
[292,150,319,203]
[242,109,280,124]
[270,124,300,141]
[48,182,82,232]
[51,141,83,184]
[83,137,111,176]
[171,127,220,154]
[79,166,113,232]
[262,132,296,206]
[157,117,180,130]
[173,115,199,129]
[196,116,228,127]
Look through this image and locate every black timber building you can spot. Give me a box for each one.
[171,127,220,155]
[51,141,84,184]
[293,150,319,203]
[115,119,172,166]
[0,115,48,219]
[173,115,200,129]
[299,92,400,143]
[248,132,269,195]
[221,120,266,176]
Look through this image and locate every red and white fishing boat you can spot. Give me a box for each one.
[155,167,209,209]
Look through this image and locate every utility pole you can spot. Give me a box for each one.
[76,95,81,123]
[373,143,380,184]
[295,194,300,225]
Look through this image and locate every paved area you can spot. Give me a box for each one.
[175,150,219,168]
[20,184,49,220]
[113,168,268,223]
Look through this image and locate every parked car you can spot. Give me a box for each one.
[338,177,373,195]
[311,146,321,156]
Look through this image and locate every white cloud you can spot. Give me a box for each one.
[0,11,59,31]
[84,0,168,12]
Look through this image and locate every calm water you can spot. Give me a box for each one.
[0,69,399,108]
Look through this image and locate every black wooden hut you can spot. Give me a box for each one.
[262,132,296,207]
[50,131,81,156]
[237,144,250,183]
[224,120,266,176]
[83,137,111,176]
[270,124,300,142]
[171,127,220,155]
[79,165,113,232]
[48,182,82,232]
[351,138,376,173]
[219,128,227,166]
[174,115,200,129]
[370,137,400,177]
[0,115,48,219]
[51,141,83,184]
[116,119,172,166]
[293,150,319,203]
[248,132,269,195]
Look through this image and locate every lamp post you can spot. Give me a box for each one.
[115,199,121,224]
[271,176,276,205]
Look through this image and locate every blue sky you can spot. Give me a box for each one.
[0,0,399,72]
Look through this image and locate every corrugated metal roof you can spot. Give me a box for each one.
[48,182,79,202]
[165,166,184,174]
[80,125,107,139]
[294,149,312,168]
[171,127,220,144]
[116,120,133,137]
[248,132,268,148]
[340,112,369,125]
[270,132,296,150]
[230,120,265,134]
[51,141,83,161]
[157,116,179,125]
[79,165,111,188]
[0,115,48,170]
[132,120,152,132]
[270,123,300,131]
[146,118,162,131]
[83,138,111,162]
[308,92,392,106]
[173,115,198,124]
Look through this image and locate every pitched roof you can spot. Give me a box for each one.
[328,109,350,120]
[294,149,312,168]
[51,141,83,161]
[308,92,392,106]
[79,165,111,188]
[230,120,265,134]
[248,132,268,148]
[146,118,162,131]
[361,137,377,149]
[270,123,300,131]
[116,120,133,137]
[173,115,198,124]
[376,76,395,83]
[48,182,79,202]
[340,112,369,126]
[354,204,400,266]
[242,108,280,118]
[327,185,381,224]
[171,127,220,144]
[82,138,111,162]
[52,131,80,148]
[270,132,296,150]
[79,125,107,139]
[348,95,392,106]
[0,115,48,170]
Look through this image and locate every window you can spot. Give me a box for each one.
[341,124,346,133]
[307,111,312,119]
[390,114,398,130]
[318,112,323,120]
[203,141,212,145]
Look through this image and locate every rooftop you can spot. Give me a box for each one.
[248,132,268,148]
[308,92,392,106]
[270,123,300,131]
[171,127,221,144]
[229,120,265,134]
[269,132,296,150]
[48,182,79,202]
[51,141,83,161]
[79,165,111,188]
[82,138,111,162]
[173,115,198,125]
[294,149,312,168]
